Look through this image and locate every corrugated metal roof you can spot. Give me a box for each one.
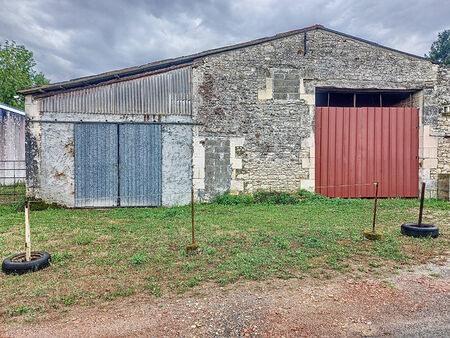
[18,25,436,96]
[0,102,25,115]
[41,67,191,115]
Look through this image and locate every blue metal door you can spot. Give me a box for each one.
[74,123,162,207]
[74,124,119,207]
[119,124,162,207]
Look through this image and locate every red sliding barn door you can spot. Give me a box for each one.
[315,107,419,198]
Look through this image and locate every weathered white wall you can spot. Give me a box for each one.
[27,110,193,207]
[162,119,192,206]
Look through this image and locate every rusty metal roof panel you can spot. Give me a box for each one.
[41,67,191,115]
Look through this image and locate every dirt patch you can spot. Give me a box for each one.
[2,258,449,337]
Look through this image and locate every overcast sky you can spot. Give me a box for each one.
[0,0,448,83]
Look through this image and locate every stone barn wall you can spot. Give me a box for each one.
[22,27,450,204]
[192,28,448,199]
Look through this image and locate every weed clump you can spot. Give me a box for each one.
[130,252,149,265]
[363,230,383,241]
[253,191,300,204]
[214,194,254,205]
[214,189,330,205]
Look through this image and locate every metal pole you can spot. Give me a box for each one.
[418,182,426,226]
[191,188,195,244]
[13,161,16,200]
[25,200,31,262]
[372,182,379,232]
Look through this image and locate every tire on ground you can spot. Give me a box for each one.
[2,251,51,275]
[401,223,439,238]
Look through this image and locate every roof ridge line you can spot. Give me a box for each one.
[19,24,437,95]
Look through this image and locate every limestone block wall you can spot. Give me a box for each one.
[422,66,450,198]
[192,28,449,200]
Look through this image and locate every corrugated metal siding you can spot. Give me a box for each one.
[315,107,419,198]
[42,67,191,115]
[119,124,162,207]
[75,124,119,207]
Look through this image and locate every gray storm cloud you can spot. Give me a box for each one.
[0,0,447,83]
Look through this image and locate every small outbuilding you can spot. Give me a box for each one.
[18,25,450,207]
[0,102,25,185]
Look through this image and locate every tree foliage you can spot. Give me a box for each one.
[0,40,49,109]
[425,29,450,65]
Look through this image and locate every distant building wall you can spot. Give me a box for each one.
[0,103,25,185]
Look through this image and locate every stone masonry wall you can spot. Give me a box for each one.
[192,28,448,200]
[25,28,449,204]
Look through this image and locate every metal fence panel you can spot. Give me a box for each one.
[119,124,162,206]
[0,160,26,205]
[75,124,119,207]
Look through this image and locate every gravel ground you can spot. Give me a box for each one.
[2,259,449,337]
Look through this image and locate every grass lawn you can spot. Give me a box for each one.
[0,183,26,205]
[0,193,448,323]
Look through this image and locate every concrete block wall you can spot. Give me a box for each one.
[425,66,450,198]
[435,113,450,200]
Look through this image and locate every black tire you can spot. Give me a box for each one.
[2,251,51,275]
[401,223,439,238]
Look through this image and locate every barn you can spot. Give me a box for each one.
[18,25,450,207]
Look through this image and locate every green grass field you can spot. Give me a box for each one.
[0,183,26,205]
[0,192,448,323]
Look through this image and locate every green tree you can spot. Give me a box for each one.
[425,29,450,65]
[0,40,49,109]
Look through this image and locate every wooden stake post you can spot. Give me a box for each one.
[186,188,199,254]
[372,182,379,232]
[418,182,426,227]
[25,200,31,262]
[191,188,195,244]
[363,182,383,240]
